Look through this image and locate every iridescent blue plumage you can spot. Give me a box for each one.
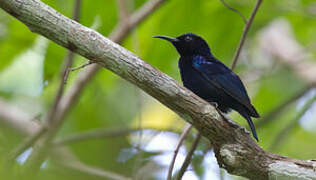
[154,33,260,141]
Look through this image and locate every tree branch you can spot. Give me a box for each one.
[69,60,94,71]
[54,154,132,180]
[53,127,179,146]
[219,0,247,24]
[54,127,140,146]
[167,124,192,180]
[116,0,129,23]
[231,0,263,70]
[0,98,40,135]
[7,126,47,163]
[1,0,316,179]
[177,133,201,180]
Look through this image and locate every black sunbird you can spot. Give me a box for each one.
[154,33,260,141]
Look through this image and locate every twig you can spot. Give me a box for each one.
[54,128,139,146]
[0,99,42,164]
[72,0,82,22]
[117,0,129,22]
[0,98,42,135]
[69,61,94,71]
[50,147,132,180]
[269,95,316,151]
[256,86,313,128]
[54,127,178,146]
[219,0,247,24]
[231,0,263,70]
[167,124,192,180]
[110,0,166,41]
[7,126,47,162]
[58,159,132,180]
[48,51,75,124]
[177,133,201,180]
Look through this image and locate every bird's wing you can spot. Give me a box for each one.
[192,56,253,110]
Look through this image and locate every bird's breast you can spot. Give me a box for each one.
[178,59,217,100]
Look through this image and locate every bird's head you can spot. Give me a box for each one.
[153,33,211,56]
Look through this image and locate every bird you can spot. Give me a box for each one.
[153,33,260,141]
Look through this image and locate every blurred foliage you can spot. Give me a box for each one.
[0,0,316,179]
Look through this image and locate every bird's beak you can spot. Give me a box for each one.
[153,35,179,43]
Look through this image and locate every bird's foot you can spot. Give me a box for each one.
[210,102,218,108]
[210,102,225,119]
[208,102,231,122]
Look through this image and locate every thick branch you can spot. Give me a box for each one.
[1,0,315,179]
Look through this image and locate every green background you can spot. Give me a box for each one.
[0,0,315,179]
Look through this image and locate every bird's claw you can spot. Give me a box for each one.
[210,102,218,108]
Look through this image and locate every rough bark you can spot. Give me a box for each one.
[0,0,315,179]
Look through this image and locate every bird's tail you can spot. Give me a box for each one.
[249,105,260,118]
[241,113,259,142]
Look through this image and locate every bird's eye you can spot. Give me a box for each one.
[185,36,192,42]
